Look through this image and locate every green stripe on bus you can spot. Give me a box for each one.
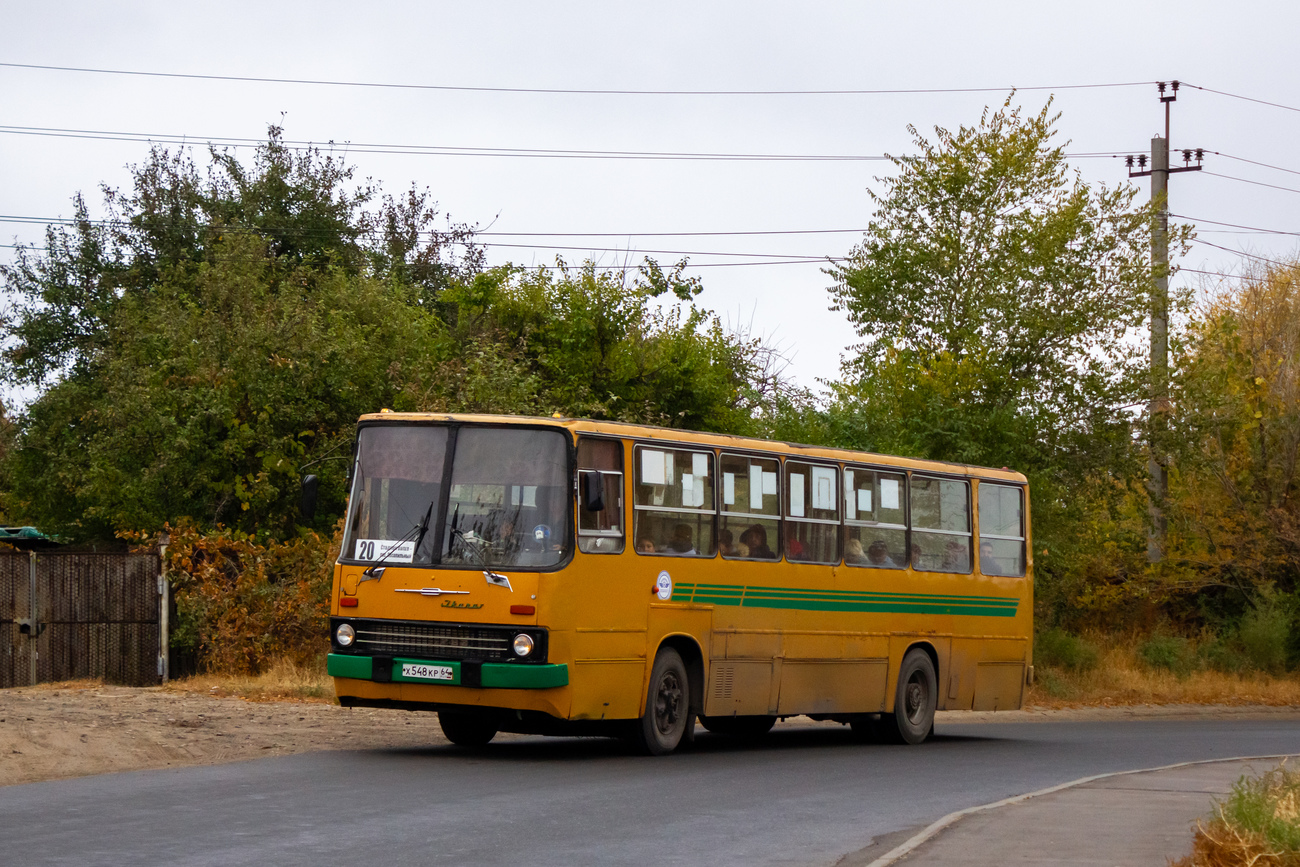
[673,582,1019,616]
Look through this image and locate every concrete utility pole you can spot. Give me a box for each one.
[1126,81,1203,563]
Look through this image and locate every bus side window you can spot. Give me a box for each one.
[785,461,839,564]
[978,483,1025,577]
[633,445,716,557]
[577,438,624,554]
[719,453,779,560]
[843,466,906,569]
[910,475,971,573]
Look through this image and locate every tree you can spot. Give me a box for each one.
[1167,260,1300,596]
[439,258,794,434]
[825,98,1183,612]
[0,129,484,540]
[1,131,793,541]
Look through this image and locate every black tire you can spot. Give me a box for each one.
[632,647,693,755]
[879,648,937,745]
[699,715,776,738]
[438,711,498,747]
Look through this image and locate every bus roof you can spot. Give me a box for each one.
[356,412,1030,485]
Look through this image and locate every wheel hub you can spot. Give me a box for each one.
[655,671,683,735]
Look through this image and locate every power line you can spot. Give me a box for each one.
[0,62,1153,97]
[1191,239,1295,267]
[1171,213,1300,238]
[0,213,872,239]
[1180,267,1243,279]
[1181,82,1300,115]
[1203,170,1300,196]
[1212,152,1300,178]
[0,124,1129,163]
[0,125,893,162]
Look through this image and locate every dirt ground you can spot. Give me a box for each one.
[3,684,1298,788]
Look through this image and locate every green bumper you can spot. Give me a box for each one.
[327,653,568,689]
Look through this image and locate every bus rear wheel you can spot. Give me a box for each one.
[699,715,776,738]
[439,710,499,747]
[632,647,693,755]
[880,648,937,745]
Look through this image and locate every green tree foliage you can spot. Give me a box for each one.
[824,98,1181,611]
[442,259,792,433]
[1,130,783,542]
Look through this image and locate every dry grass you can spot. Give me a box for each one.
[1029,635,1300,709]
[1171,763,1300,866]
[163,656,334,703]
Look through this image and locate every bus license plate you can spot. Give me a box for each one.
[401,663,454,682]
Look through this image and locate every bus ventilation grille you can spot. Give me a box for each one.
[713,666,735,700]
[351,621,515,662]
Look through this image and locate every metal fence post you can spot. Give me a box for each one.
[28,549,37,686]
[158,534,170,683]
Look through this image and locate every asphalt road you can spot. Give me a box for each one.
[3,717,1297,866]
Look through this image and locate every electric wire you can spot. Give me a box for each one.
[1203,171,1300,196]
[0,124,1129,163]
[1191,239,1295,268]
[1170,214,1300,238]
[1212,152,1300,178]
[0,62,1152,97]
[1181,82,1300,115]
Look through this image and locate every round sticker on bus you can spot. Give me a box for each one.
[656,571,672,600]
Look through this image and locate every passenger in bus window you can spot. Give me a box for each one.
[785,528,806,560]
[741,524,776,559]
[980,541,1008,575]
[637,537,657,554]
[668,524,696,555]
[844,538,865,564]
[942,540,968,571]
[867,540,898,568]
[718,529,735,557]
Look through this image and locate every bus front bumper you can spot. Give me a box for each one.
[327,653,569,689]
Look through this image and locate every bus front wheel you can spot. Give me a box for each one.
[633,647,693,755]
[439,711,498,748]
[881,648,937,745]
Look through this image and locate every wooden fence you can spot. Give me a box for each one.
[0,551,162,688]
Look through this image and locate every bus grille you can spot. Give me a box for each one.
[351,620,516,662]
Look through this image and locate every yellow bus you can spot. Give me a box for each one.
[326,413,1033,754]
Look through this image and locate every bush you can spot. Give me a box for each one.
[1238,592,1294,675]
[1198,635,1248,675]
[1139,632,1199,677]
[1035,628,1099,672]
[162,521,340,675]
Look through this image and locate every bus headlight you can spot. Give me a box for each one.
[513,633,535,657]
[336,623,356,648]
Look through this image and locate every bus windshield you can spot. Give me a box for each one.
[344,424,570,569]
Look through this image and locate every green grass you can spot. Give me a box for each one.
[1219,763,1300,854]
[1035,628,1099,672]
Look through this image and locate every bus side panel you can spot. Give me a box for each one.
[776,659,888,715]
[972,661,1025,710]
[705,660,774,716]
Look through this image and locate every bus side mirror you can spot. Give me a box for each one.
[300,474,320,520]
[582,471,605,512]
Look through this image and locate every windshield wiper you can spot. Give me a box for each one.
[448,505,487,566]
[361,501,436,581]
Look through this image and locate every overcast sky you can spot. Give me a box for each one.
[3,1,1298,396]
